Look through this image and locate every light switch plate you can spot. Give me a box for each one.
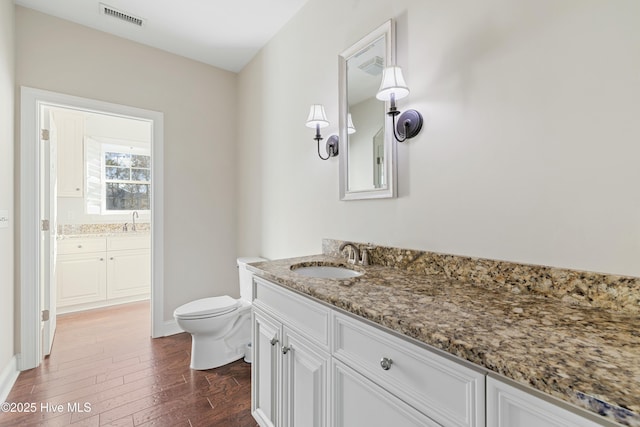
[0,210,8,228]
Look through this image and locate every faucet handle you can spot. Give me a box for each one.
[347,247,357,264]
[360,248,370,266]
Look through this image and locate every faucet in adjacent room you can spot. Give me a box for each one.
[132,211,139,231]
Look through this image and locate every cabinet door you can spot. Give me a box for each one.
[253,309,282,427]
[281,327,329,427]
[56,253,106,307]
[486,377,603,427]
[332,359,441,427]
[53,110,84,197]
[106,249,150,299]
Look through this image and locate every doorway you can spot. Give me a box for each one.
[20,87,165,371]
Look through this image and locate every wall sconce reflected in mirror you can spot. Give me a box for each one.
[305,104,339,160]
[347,113,356,134]
[376,66,423,143]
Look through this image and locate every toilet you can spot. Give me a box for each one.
[174,257,266,370]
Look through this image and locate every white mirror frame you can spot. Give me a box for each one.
[339,20,397,200]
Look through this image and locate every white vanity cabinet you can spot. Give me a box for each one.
[252,277,330,427]
[333,312,485,427]
[332,359,440,427]
[252,277,485,427]
[252,277,616,427]
[486,377,604,427]
[56,235,150,312]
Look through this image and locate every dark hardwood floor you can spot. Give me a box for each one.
[0,301,257,426]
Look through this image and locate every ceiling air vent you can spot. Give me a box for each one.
[358,56,384,76]
[100,3,144,27]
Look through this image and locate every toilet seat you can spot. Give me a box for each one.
[174,296,240,320]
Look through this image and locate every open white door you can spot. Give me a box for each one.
[40,107,58,357]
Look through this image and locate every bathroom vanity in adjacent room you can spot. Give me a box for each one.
[56,231,151,313]
[248,239,639,427]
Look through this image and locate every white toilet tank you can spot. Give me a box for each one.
[237,257,266,301]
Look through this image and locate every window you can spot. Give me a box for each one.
[104,151,151,211]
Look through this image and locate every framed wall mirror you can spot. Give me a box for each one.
[339,20,396,200]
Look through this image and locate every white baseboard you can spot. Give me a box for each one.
[0,356,19,403]
[162,319,184,337]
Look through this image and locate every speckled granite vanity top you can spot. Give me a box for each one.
[248,240,640,426]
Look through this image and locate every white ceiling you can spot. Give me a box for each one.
[14,0,310,72]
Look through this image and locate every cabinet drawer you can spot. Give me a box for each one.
[333,313,485,427]
[253,277,330,350]
[57,238,106,255]
[107,235,151,251]
[332,359,440,427]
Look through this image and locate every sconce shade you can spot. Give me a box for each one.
[376,66,410,101]
[347,113,356,134]
[305,104,329,128]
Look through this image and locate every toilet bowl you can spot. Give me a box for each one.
[174,257,265,370]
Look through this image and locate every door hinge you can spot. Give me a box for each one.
[41,129,50,141]
[41,219,50,231]
[42,309,50,322]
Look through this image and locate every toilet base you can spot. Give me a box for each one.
[188,311,251,370]
[190,336,246,370]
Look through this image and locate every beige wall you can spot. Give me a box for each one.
[0,0,15,375]
[238,0,640,277]
[15,6,240,323]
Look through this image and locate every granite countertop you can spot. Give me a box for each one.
[57,231,150,239]
[248,254,640,427]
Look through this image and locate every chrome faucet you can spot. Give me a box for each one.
[132,211,139,231]
[339,242,361,265]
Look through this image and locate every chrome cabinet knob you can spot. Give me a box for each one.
[270,337,279,346]
[282,346,291,355]
[380,357,393,370]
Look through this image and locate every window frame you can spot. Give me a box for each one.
[100,144,151,214]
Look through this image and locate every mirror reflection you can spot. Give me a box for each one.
[346,34,387,191]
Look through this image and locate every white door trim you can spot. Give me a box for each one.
[19,87,165,371]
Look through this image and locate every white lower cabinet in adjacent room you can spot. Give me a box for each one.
[56,235,150,312]
[106,249,151,299]
[57,251,107,307]
[486,377,604,427]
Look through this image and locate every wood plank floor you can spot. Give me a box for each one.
[0,301,257,427]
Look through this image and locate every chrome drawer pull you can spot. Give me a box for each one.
[270,337,279,346]
[282,346,291,355]
[380,357,393,371]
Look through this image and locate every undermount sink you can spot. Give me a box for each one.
[291,264,363,279]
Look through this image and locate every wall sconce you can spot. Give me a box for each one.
[376,66,423,142]
[347,113,356,134]
[305,104,339,160]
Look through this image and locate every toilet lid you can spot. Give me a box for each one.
[174,296,240,319]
